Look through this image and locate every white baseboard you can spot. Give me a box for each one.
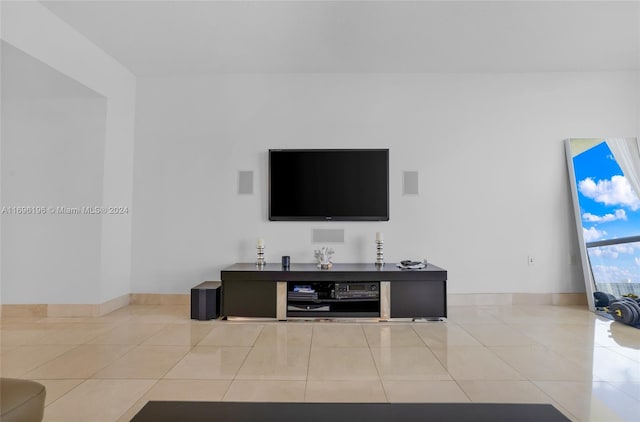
[448,294,513,306]
[449,293,587,306]
[130,293,189,305]
[1,294,131,318]
[98,294,131,315]
[1,292,587,317]
[0,304,48,318]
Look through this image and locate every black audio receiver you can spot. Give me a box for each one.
[333,282,379,299]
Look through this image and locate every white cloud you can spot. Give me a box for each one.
[583,227,606,242]
[635,257,640,266]
[613,244,634,254]
[591,264,636,283]
[582,209,627,223]
[578,175,640,210]
[590,244,634,259]
[591,249,615,258]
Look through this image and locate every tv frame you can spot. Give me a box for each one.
[268,148,390,222]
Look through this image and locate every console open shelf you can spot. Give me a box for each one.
[286,280,380,317]
[289,298,380,303]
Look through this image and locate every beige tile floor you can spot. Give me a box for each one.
[1,304,639,421]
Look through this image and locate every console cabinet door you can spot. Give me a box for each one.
[222,280,276,318]
[390,281,446,318]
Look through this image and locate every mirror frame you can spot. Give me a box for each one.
[565,137,639,312]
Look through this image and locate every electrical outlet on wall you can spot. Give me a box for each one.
[528,256,535,266]
[570,254,579,266]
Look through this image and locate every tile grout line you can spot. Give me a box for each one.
[114,378,162,421]
[529,380,581,421]
[221,324,265,401]
[40,378,88,410]
[362,323,390,403]
[410,324,475,403]
[303,324,314,401]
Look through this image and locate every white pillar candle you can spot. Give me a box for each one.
[257,238,265,248]
[376,232,383,242]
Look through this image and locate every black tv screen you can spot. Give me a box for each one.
[269,149,389,221]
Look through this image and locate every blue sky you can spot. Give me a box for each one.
[573,140,640,284]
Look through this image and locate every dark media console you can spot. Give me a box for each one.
[220,263,447,320]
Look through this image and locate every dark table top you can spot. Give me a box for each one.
[221,262,447,282]
[132,401,570,422]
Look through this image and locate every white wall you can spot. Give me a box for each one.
[1,2,136,304]
[132,72,638,295]
[1,2,637,304]
[2,94,107,303]
[1,41,108,303]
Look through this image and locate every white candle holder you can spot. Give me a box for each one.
[256,245,265,267]
[375,240,384,266]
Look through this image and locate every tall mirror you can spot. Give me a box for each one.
[566,138,640,312]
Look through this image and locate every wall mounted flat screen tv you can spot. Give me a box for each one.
[269,149,389,221]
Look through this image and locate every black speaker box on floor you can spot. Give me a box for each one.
[191,281,221,320]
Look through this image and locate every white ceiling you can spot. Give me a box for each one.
[41,0,640,76]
